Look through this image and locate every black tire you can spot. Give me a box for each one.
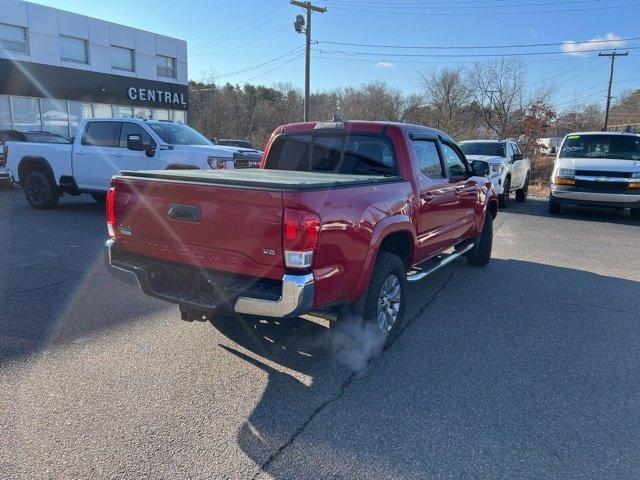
[548,199,561,215]
[91,192,107,204]
[516,173,529,202]
[466,213,493,267]
[499,176,510,209]
[630,208,640,221]
[359,252,407,340]
[24,170,59,209]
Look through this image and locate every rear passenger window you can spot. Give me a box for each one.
[82,122,120,147]
[119,122,154,148]
[412,139,444,178]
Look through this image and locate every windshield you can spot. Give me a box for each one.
[147,122,211,146]
[560,134,640,160]
[459,142,505,157]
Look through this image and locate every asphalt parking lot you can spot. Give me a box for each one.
[1,186,639,479]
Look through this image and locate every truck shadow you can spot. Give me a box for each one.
[506,197,637,225]
[212,259,640,479]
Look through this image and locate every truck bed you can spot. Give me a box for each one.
[118,168,403,191]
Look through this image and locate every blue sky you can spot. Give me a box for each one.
[35,0,640,110]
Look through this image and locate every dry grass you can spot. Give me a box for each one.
[528,155,553,198]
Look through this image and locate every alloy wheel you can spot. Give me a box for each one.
[376,274,401,333]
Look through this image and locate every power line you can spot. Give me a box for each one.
[326,2,640,15]
[238,53,304,84]
[212,45,305,79]
[323,0,610,9]
[313,45,640,58]
[323,0,604,5]
[190,24,291,57]
[315,36,640,50]
[190,4,292,51]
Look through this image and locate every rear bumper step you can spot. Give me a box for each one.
[104,239,314,318]
[406,243,474,283]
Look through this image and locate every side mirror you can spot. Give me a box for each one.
[470,160,489,177]
[127,133,145,151]
[512,153,523,162]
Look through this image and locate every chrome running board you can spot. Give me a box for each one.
[406,243,474,283]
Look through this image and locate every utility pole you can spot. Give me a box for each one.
[291,0,326,121]
[599,50,628,130]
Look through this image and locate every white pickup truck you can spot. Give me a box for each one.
[4,118,262,209]
[459,139,531,208]
[549,131,640,220]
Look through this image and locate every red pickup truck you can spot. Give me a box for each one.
[105,121,498,338]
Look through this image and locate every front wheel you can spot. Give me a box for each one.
[499,176,510,209]
[466,213,493,267]
[548,199,561,215]
[24,171,59,209]
[361,252,407,340]
[516,173,529,202]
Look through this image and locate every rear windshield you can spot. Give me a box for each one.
[459,142,505,157]
[265,133,398,176]
[560,134,640,160]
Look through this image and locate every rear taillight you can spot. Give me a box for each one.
[283,208,320,269]
[106,186,116,238]
[0,145,6,166]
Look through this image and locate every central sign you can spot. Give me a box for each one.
[127,87,187,107]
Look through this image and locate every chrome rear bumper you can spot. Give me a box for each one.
[104,239,314,318]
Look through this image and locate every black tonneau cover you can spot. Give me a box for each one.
[117,168,403,191]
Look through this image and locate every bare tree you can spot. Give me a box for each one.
[468,58,526,138]
[420,66,471,137]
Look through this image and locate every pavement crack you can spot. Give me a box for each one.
[0,282,65,300]
[252,371,357,479]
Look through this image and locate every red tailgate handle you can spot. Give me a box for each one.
[168,203,201,223]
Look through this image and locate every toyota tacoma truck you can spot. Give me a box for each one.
[459,139,531,208]
[4,118,261,209]
[105,121,498,338]
[549,131,640,219]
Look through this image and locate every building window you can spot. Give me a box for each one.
[157,55,176,78]
[60,36,88,64]
[0,95,10,129]
[42,99,69,138]
[113,105,133,118]
[152,109,169,121]
[68,102,93,138]
[172,110,186,124]
[0,23,27,53]
[11,97,41,131]
[110,46,134,72]
[93,103,112,118]
[133,107,152,119]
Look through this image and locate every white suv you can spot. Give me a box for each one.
[549,131,640,220]
[459,139,531,208]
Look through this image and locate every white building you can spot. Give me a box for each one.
[0,0,188,138]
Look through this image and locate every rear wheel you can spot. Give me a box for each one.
[516,173,529,202]
[24,171,59,209]
[630,208,640,221]
[466,213,493,267]
[548,199,561,215]
[499,176,510,209]
[359,252,407,341]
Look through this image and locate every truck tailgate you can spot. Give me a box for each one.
[111,177,285,280]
